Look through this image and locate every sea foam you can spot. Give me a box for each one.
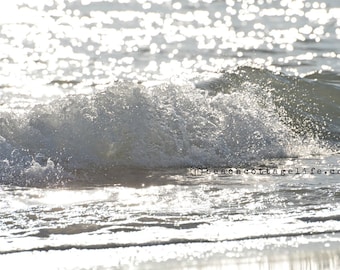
[0,67,336,186]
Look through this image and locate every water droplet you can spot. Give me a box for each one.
[253,131,263,140]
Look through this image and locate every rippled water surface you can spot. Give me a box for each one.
[0,0,340,269]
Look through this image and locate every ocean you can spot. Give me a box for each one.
[0,0,339,269]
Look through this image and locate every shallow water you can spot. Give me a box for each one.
[0,0,340,269]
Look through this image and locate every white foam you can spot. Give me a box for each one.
[0,70,333,186]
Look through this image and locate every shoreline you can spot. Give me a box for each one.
[1,233,340,270]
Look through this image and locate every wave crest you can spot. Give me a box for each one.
[0,67,337,186]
